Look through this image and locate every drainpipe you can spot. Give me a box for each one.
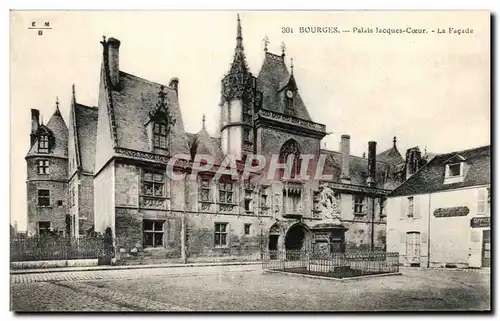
[427,193,431,268]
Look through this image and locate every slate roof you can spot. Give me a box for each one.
[27,107,68,158]
[110,71,190,155]
[390,145,491,197]
[74,104,98,173]
[320,149,393,189]
[188,128,224,163]
[256,52,312,121]
[377,145,404,166]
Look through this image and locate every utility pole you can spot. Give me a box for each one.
[371,196,376,251]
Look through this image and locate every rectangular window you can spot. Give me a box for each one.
[244,223,251,235]
[153,122,168,149]
[37,189,50,206]
[408,197,414,218]
[379,198,387,217]
[243,128,253,143]
[142,170,165,197]
[354,196,365,214]
[244,199,251,212]
[38,135,49,153]
[38,221,51,235]
[57,200,63,207]
[448,163,462,177]
[215,223,228,247]
[260,193,268,208]
[79,219,86,236]
[70,187,74,207]
[199,178,211,202]
[218,181,234,204]
[143,220,164,248]
[37,160,49,174]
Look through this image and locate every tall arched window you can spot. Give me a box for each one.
[279,139,301,179]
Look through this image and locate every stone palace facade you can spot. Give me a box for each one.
[26,15,429,263]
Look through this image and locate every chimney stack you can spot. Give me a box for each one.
[169,77,179,94]
[367,141,377,187]
[340,134,351,183]
[107,37,121,88]
[30,109,40,146]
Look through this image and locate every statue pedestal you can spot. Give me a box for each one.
[310,218,348,254]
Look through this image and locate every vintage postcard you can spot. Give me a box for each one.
[10,10,490,312]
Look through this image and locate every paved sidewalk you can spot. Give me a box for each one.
[11,260,261,275]
[11,264,262,284]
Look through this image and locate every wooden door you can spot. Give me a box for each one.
[406,232,421,266]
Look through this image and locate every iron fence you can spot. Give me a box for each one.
[263,250,399,278]
[10,236,107,262]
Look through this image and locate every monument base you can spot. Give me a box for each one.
[310,218,348,255]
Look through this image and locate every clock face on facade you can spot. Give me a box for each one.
[286,90,294,98]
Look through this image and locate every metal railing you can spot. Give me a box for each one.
[10,235,107,262]
[263,250,399,278]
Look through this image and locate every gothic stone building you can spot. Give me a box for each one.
[26,15,426,262]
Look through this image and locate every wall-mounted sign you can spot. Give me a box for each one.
[433,206,469,218]
[471,217,490,228]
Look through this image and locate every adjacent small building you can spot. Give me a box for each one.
[386,145,491,268]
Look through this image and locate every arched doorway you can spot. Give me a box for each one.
[285,223,310,251]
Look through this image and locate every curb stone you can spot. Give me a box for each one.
[11,261,262,275]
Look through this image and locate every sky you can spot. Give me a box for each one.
[10,11,490,230]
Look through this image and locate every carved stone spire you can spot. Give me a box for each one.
[393,136,397,147]
[221,14,250,102]
[54,96,61,116]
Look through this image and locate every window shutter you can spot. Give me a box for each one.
[400,232,406,243]
[414,197,421,218]
[470,230,480,243]
[400,198,406,219]
[421,232,428,244]
[477,189,486,215]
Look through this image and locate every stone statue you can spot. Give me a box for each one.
[318,184,340,220]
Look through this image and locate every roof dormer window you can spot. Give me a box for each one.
[443,154,466,184]
[153,122,168,149]
[447,163,462,177]
[38,135,49,153]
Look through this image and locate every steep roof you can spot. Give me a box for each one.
[390,145,491,197]
[74,104,98,172]
[26,106,68,158]
[110,71,190,155]
[189,128,224,163]
[377,146,404,166]
[320,149,392,189]
[256,52,312,121]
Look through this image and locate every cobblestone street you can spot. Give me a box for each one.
[10,265,491,311]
